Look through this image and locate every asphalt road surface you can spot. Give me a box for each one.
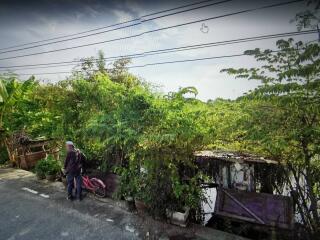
[0,168,138,240]
[0,167,248,240]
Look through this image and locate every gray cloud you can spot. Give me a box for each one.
[0,0,315,100]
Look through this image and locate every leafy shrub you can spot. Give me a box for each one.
[0,146,9,164]
[35,159,48,178]
[34,159,48,178]
[46,159,61,175]
[113,164,139,200]
[35,156,61,176]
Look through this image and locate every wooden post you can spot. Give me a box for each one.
[21,146,28,169]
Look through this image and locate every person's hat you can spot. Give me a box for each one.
[65,141,74,146]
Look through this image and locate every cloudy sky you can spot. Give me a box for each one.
[0,0,317,101]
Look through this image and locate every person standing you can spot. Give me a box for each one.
[64,141,82,201]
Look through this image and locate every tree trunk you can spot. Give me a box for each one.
[305,165,320,230]
[4,138,14,163]
[301,134,320,233]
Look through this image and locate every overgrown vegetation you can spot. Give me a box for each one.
[35,156,61,178]
[222,39,320,237]
[0,39,319,239]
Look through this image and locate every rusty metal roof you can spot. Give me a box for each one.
[194,150,278,165]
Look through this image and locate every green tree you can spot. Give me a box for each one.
[222,39,320,236]
[293,0,320,30]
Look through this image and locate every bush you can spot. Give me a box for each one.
[0,146,9,164]
[115,158,203,219]
[46,159,61,175]
[35,159,48,178]
[113,164,139,200]
[35,157,61,177]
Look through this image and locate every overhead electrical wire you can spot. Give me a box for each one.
[0,0,228,51]
[9,38,319,76]
[0,29,317,71]
[0,0,233,54]
[0,0,304,61]
[8,52,274,76]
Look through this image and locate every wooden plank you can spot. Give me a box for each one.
[215,211,259,224]
[222,189,265,224]
[215,188,293,229]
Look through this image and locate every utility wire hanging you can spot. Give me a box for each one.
[0,29,317,71]
[0,0,304,60]
[11,38,319,76]
[0,0,232,53]
[9,52,274,76]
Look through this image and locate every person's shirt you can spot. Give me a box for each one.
[64,150,81,175]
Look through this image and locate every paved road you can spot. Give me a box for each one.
[0,168,248,240]
[0,168,138,240]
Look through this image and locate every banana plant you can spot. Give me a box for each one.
[0,76,36,129]
[0,79,8,104]
[0,75,36,162]
[0,78,10,131]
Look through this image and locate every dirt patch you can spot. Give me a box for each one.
[0,167,35,180]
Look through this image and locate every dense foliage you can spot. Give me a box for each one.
[0,38,319,237]
[222,39,320,236]
[35,156,61,178]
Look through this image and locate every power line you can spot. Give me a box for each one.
[130,53,250,68]
[9,53,253,76]
[10,38,319,76]
[116,40,317,69]
[11,50,284,76]
[0,0,232,54]
[0,0,304,61]
[0,29,316,71]
[0,0,224,51]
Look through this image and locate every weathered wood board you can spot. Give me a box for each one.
[215,188,294,230]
